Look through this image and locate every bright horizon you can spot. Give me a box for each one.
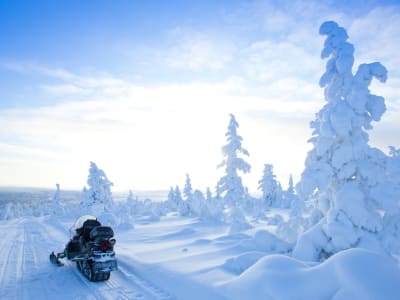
[1,0,399,193]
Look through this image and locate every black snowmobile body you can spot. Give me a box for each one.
[50,215,118,281]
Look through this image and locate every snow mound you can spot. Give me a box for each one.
[223,248,400,300]
[117,221,134,231]
[222,251,265,275]
[242,230,291,253]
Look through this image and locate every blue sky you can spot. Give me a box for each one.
[0,0,399,192]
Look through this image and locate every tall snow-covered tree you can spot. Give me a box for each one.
[183,174,193,201]
[127,190,134,202]
[167,186,176,209]
[293,21,399,261]
[217,114,251,206]
[287,175,294,195]
[80,186,89,212]
[258,164,282,208]
[81,161,114,216]
[282,174,299,209]
[206,187,213,202]
[381,146,400,253]
[174,186,182,203]
[174,185,189,216]
[126,190,139,216]
[49,183,62,215]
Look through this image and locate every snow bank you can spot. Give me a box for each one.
[222,248,400,300]
[237,230,291,253]
[222,251,265,275]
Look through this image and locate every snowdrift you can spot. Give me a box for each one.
[223,248,400,300]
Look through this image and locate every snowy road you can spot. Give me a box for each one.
[0,217,174,300]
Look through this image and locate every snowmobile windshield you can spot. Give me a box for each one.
[70,215,98,237]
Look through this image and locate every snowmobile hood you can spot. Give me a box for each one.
[70,215,98,236]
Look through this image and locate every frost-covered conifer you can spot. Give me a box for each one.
[126,190,138,216]
[293,21,399,261]
[53,183,61,205]
[168,186,175,202]
[167,186,177,210]
[175,185,189,216]
[81,162,114,216]
[50,183,63,215]
[174,186,182,202]
[127,190,134,202]
[217,114,251,207]
[282,175,300,209]
[206,188,212,202]
[287,175,294,195]
[80,186,89,211]
[205,186,224,220]
[183,174,193,201]
[215,184,221,199]
[191,189,210,218]
[258,164,282,208]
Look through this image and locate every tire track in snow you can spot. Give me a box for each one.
[0,219,25,299]
[15,220,53,299]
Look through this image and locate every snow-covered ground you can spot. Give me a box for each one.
[1,213,400,300]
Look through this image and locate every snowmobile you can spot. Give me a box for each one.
[49,215,118,281]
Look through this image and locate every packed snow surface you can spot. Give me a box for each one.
[1,214,399,300]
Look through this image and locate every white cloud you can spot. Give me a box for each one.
[163,30,236,71]
[0,67,321,191]
[41,84,91,96]
[239,36,324,84]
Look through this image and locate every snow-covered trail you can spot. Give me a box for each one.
[0,217,174,300]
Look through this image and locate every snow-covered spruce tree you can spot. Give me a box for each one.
[258,164,283,208]
[287,175,294,194]
[293,21,397,261]
[174,186,183,203]
[217,114,251,232]
[191,189,211,219]
[81,162,114,216]
[175,185,189,216]
[183,174,193,198]
[167,186,177,210]
[50,183,63,216]
[183,174,193,201]
[217,114,251,207]
[126,190,139,218]
[183,174,202,217]
[283,175,303,211]
[381,147,400,254]
[206,187,212,202]
[276,175,305,243]
[206,186,224,220]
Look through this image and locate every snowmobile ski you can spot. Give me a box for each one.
[49,251,64,266]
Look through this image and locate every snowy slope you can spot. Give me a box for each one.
[1,215,400,300]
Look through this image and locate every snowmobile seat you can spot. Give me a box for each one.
[90,226,114,240]
[81,219,102,241]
